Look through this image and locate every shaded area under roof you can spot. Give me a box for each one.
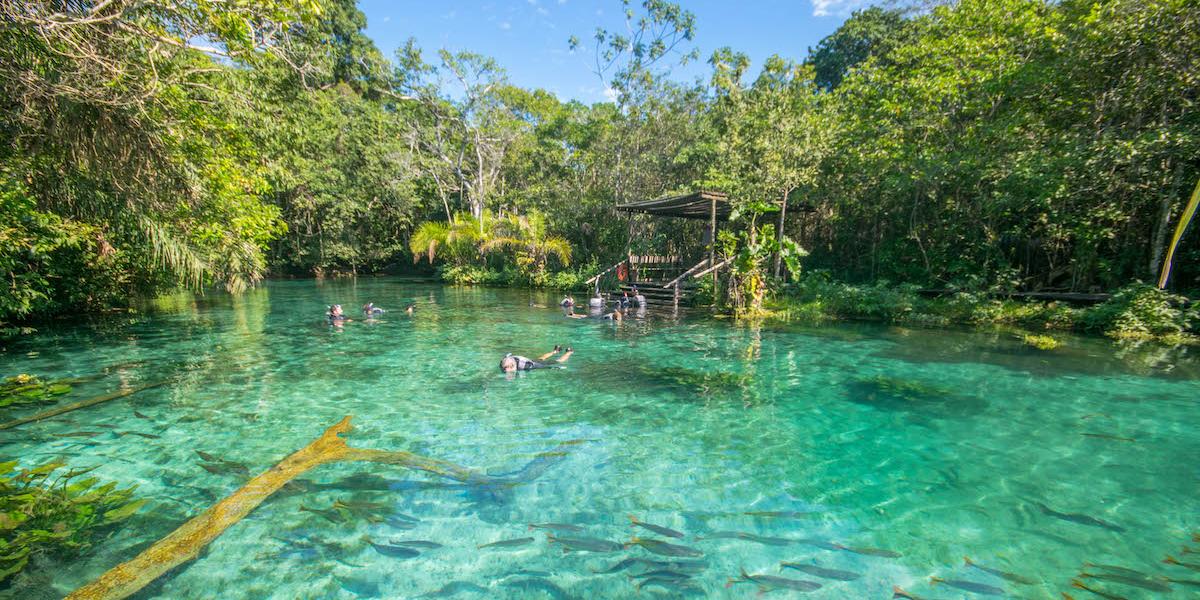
[615,191,732,221]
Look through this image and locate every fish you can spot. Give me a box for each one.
[635,577,703,595]
[333,499,389,522]
[629,515,684,538]
[196,450,220,462]
[929,576,1005,596]
[1034,502,1125,532]
[964,556,1036,585]
[744,510,815,519]
[545,533,622,553]
[592,557,640,573]
[299,504,347,524]
[696,530,793,545]
[133,411,151,419]
[626,537,704,557]
[728,568,822,592]
[53,431,102,437]
[390,539,441,549]
[417,581,490,597]
[1165,577,1200,588]
[1079,572,1171,592]
[529,522,584,532]
[630,569,693,582]
[737,533,795,546]
[385,517,417,530]
[892,586,927,599]
[1164,555,1200,572]
[840,545,902,558]
[635,559,709,573]
[1183,547,1198,555]
[1071,579,1128,600]
[696,531,743,540]
[478,537,535,549]
[795,538,843,551]
[120,431,161,439]
[364,537,420,559]
[780,562,862,581]
[1083,563,1151,579]
[1081,433,1136,443]
[501,578,576,600]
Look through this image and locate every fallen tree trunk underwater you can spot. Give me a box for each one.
[65,416,571,600]
[0,380,171,431]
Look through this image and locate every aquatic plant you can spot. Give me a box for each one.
[0,374,71,409]
[1021,334,1061,351]
[0,460,144,583]
[648,366,753,398]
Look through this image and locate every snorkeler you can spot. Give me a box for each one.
[500,346,573,372]
[617,292,632,309]
[560,296,575,309]
[603,309,623,322]
[362,302,385,316]
[327,304,350,324]
[405,303,416,315]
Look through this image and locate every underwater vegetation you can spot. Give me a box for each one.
[0,460,145,583]
[0,374,71,409]
[846,375,985,415]
[636,366,754,399]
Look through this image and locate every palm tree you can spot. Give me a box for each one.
[480,210,571,280]
[409,212,495,265]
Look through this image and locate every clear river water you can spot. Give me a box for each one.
[1,279,1198,599]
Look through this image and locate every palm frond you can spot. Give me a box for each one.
[136,215,208,289]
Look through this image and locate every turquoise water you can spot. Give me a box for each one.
[2,279,1199,599]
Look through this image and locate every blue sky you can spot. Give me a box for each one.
[359,1,872,103]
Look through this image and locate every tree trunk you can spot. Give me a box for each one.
[772,188,790,278]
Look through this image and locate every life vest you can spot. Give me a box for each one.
[617,262,628,282]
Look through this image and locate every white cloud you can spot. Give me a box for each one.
[811,0,873,17]
[441,10,456,19]
[558,0,567,4]
[382,16,391,23]
[603,87,618,101]
[499,21,512,30]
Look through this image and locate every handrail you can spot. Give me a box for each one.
[662,257,712,289]
[585,259,626,286]
[691,257,732,279]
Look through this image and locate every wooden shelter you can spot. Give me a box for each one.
[585,191,732,305]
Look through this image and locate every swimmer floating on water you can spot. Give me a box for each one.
[500,345,573,373]
[362,302,385,317]
[327,304,350,322]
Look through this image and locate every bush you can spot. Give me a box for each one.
[0,179,131,325]
[1081,283,1197,339]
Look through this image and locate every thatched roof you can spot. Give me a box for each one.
[615,191,731,221]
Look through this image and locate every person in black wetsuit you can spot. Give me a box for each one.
[500,345,573,373]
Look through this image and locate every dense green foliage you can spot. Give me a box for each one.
[0,461,144,582]
[2,0,1197,340]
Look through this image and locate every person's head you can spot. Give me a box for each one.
[500,353,517,373]
[330,304,343,316]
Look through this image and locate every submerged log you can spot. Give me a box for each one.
[0,380,171,431]
[64,416,525,600]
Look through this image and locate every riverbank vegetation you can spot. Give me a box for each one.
[2,0,1197,342]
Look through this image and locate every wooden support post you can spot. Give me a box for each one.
[709,194,718,291]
